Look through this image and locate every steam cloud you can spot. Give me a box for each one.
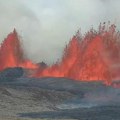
[0,0,120,64]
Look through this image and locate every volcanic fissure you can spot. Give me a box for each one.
[0,23,120,87]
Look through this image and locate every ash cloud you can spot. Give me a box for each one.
[0,0,120,64]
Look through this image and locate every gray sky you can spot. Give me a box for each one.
[0,0,120,64]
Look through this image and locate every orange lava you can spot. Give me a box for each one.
[35,23,120,86]
[1,23,120,87]
[0,29,38,70]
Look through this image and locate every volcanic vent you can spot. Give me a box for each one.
[0,23,120,86]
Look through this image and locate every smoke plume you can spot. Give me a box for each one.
[0,0,120,64]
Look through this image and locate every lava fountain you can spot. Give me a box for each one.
[35,24,120,85]
[0,23,120,86]
[0,29,38,70]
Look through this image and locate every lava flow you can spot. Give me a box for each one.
[0,23,120,86]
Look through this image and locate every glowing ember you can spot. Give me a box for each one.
[1,23,120,87]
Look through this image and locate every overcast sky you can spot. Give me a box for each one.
[0,0,120,64]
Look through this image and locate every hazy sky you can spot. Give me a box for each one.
[0,0,120,64]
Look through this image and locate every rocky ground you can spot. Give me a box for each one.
[0,68,120,120]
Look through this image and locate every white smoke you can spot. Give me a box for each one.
[0,0,120,64]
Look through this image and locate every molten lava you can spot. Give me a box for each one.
[0,29,38,70]
[35,23,120,86]
[1,23,120,86]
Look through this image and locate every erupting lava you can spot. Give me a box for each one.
[35,23,120,85]
[0,23,120,86]
[0,29,38,70]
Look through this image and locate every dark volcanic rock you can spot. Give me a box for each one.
[38,61,47,68]
[0,67,24,82]
[0,76,120,120]
[0,87,11,96]
[31,88,74,103]
[19,106,120,120]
